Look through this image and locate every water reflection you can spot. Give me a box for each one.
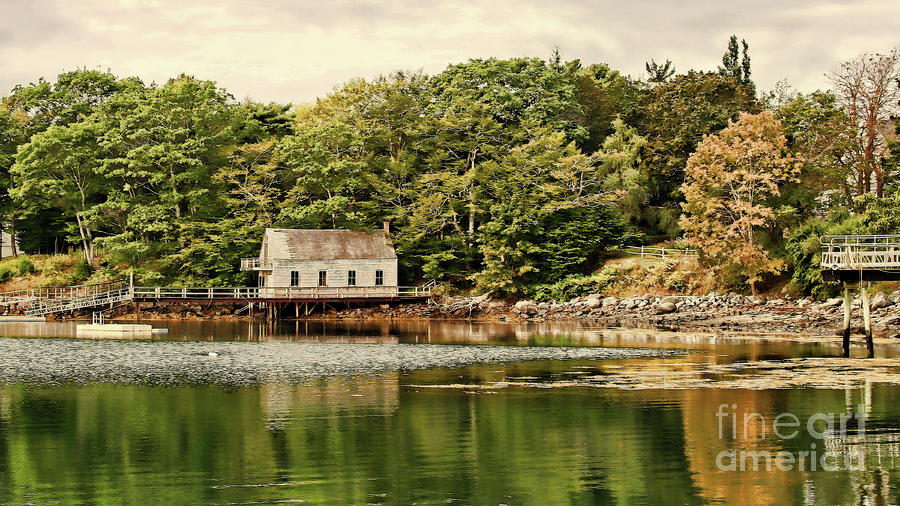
[1,319,900,503]
[2,318,893,358]
[2,376,900,503]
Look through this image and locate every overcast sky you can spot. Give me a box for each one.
[2,0,898,104]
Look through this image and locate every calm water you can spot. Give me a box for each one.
[1,319,900,504]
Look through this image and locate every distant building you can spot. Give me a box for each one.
[240,226,399,290]
[0,230,18,258]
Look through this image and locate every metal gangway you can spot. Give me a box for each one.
[23,281,133,317]
[0,288,38,306]
[820,235,900,272]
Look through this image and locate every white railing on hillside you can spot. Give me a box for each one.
[622,246,698,259]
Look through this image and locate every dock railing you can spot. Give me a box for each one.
[820,235,900,270]
[0,288,37,306]
[132,285,432,300]
[10,279,434,316]
[240,258,271,270]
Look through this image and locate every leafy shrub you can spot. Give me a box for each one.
[16,257,35,276]
[0,267,12,283]
[784,212,866,299]
[72,257,94,283]
[530,266,623,301]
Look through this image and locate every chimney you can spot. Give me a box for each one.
[383,221,390,235]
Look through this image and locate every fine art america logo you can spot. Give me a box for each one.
[715,404,870,472]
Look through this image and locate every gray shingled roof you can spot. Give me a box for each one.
[264,228,397,260]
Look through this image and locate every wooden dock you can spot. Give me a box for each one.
[4,281,433,318]
[820,235,900,358]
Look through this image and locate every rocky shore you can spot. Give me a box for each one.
[81,289,900,338]
[325,290,900,338]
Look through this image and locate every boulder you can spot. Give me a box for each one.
[472,291,493,304]
[823,297,843,307]
[748,295,767,306]
[661,296,681,304]
[602,297,620,307]
[657,302,677,314]
[871,291,892,310]
[585,297,602,309]
[514,300,537,315]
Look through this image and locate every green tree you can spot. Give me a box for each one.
[277,123,370,229]
[645,59,675,84]
[11,120,107,263]
[570,63,641,152]
[599,118,648,225]
[475,130,626,294]
[637,71,757,234]
[0,103,26,255]
[93,76,237,279]
[717,35,754,92]
[774,91,854,218]
[428,57,585,142]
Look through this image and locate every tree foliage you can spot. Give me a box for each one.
[6,43,898,297]
[680,112,799,294]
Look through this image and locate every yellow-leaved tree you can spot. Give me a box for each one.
[679,111,799,295]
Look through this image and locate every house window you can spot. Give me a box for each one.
[318,270,327,287]
[290,271,299,287]
[347,270,356,286]
[375,269,384,286]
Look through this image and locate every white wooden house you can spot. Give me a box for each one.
[241,227,399,293]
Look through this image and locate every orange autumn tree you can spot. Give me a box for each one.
[679,111,799,295]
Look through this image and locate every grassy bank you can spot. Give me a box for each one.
[0,253,106,291]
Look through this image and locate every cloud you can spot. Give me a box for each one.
[0,0,897,103]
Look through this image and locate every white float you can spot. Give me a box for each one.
[76,323,154,338]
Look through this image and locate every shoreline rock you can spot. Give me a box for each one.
[9,290,900,338]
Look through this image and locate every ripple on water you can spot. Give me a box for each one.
[0,338,678,386]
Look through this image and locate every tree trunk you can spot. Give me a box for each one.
[9,220,17,258]
[74,213,93,265]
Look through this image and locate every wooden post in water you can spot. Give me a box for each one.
[842,283,852,357]
[860,282,874,358]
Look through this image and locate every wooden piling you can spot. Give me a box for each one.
[842,284,852,357]
[861,283,874,358]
